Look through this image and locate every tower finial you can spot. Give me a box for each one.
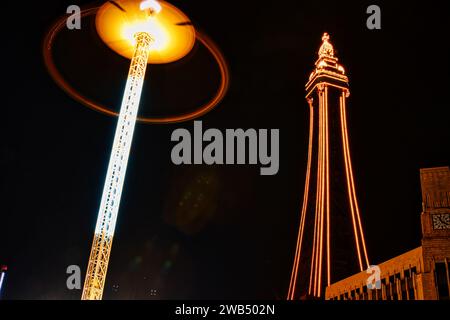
[319,32,334,58]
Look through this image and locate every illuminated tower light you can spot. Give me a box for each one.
[82,31,152,300]
[287,33,370,300]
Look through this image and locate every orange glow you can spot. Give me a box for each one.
[309,200,318,295]
[42,7,229,124]
[317,89,325,296]
[340,94,363,271]
[318,60,327,68]
[95,0,196,64]
[310,92,323,296]
[318,89,325,297]
[288,101,314,300]
[341,93,370,268]
[290,33,370,299]
[325,87,331,287]
[314,91,321,296]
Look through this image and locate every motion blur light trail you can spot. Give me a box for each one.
[43,5,229,124]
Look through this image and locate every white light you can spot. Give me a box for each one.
[122,19,170,51]
[83,32,152,300]
[140,0,162,14]
[93,37,151,238]
[318,61,327,68]
[0,272,5,294]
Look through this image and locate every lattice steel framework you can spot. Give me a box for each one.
[287,33,369,300]
[82,32,152,300]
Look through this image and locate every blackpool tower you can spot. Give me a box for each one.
[287,33,370,299]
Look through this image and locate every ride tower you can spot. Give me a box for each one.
[82,0,196,300]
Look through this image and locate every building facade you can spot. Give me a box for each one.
[325,167,450,300]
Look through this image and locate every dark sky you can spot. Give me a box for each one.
[0,0,449,299]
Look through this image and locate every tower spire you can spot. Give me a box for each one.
[309,32,346,82]
[318,32,334,58]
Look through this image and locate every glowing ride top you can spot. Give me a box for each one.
[42,0,229,124]
[96,0,196,64]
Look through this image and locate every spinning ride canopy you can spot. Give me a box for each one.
[96,0,196,64]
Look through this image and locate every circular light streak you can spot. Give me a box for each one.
[43,6,230,124]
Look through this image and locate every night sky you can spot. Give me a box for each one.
[1,0,449,299]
